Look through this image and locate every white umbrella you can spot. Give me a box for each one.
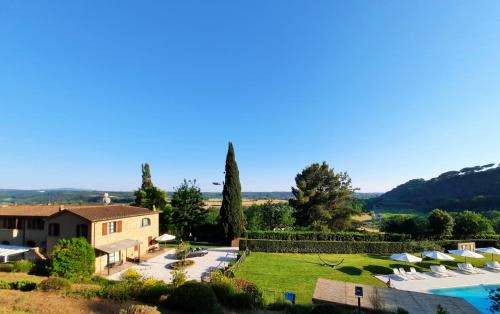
[390,253,423,263]
[155,234,176,242]
[476,247,500,261]
[422,251,455,261]
[448,249,484,263]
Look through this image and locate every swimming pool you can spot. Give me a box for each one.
[430,285,499,314]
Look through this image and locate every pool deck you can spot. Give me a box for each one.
[313,278,480,314]
[375,267,500,293]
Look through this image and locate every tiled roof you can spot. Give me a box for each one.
[0,204,157,221]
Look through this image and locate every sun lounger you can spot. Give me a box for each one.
[486,261,500,271]
[430,265,452,277]
[392,268,408,280]
[438,265,456,276]
[399,268,420,280]
[458,263,480,274]
[409,267,426,279]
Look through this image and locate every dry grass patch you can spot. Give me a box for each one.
[0,273,46,283]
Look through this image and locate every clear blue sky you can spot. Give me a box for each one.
[1,1,499,193]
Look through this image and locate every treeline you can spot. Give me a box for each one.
[371,163,500,212]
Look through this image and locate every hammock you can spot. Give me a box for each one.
[318,255,344,268]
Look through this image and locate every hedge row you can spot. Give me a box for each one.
[239,238,499,254]
[245,231,410,242]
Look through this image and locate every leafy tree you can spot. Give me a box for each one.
[289,162,356,231]
[380,215,429,239]
[171,179,208,238]
[245,202,295,230]
[220,142,245,242]
[428,209,454,239]
[50,237,95,280]
[453,211,494,238]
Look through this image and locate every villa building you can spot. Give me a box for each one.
[0,204,159,273]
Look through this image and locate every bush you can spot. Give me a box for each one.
[171,269,187,288]
[165,281,219,313]
[10,280,38,291]
[239,239,442,254]
[69,284,102,298]
[267,302,293,312]
[39,277,71,291]
[101,281,140,301]
[0,263,14,272]
[119,305,160,314]
[245,230,410,242]
[209,272,263,309]
[175,241,190,260]
[50,237,95,280]
[309,304,342,314]
[30,260,50,276]
[170,260,194,270]
[138,278,171,303]
[90,275,113,287]
[13,260,34,273]
[210,274,238,305]
[0,280,10,289]
[122,269,142,282]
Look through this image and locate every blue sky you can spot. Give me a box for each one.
[1,1,499,192]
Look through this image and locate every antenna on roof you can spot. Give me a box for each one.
[103,193,111,205]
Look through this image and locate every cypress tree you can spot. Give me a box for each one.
[141,163,153,189]
[220,142,244,242]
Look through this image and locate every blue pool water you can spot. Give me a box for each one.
[430,285,499,313]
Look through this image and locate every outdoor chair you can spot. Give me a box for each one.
[392,268,408,281]
[409,267,426,279]
[457,263,479,274]
[430,265,450,277]
[486,261,500,271]
[398,268,417,280]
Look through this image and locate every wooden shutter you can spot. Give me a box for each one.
[117,221,122,232]
[102,222,107,236]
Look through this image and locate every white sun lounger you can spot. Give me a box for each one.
[392,268,409,281]
[409,267,426,279]
[430,265,452,277]
[486,261,500,271]
[458,263,480,274]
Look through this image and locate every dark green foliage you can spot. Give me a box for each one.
[10,280,37,291]
[239,239,442,254]
[90,275,113,287]
[428,209,454,239]
[0,263,14,272]
[101,280,140,301]
[30,260,50,276]
[309,304,342,314]
[137,279,171,303]
[133,163,167,210]
[245,202,295,230]
[371,164,500,212]
[39,277,71,291]
[141,163,153,189]
[209,273,263,310]
[436,304,450,314]
[453,211,494,238]
[171,179,208,238]
[395,308,409,314]
[13,259,34,273]
[245,230,411,242]
[119,305,160,314]
[220,142,244,242]
[380,215,429,239]
[165,281,219,313]
[50,237,96,280]
[290,162,356,232]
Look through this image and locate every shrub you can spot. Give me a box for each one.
[309,304,342,314]
[30,260,51,276]
[122,269,142,282]
[165,281,219,313]
[39,277,71,291]
[101,281,139,301]
[138,278,171,303]
[119,305,160,314]
[210,274,238,305]
[69,284,102,298]
[13,260,34,273]
[171,269,187,288]
[267,302,293,312]
[50,237,95,280]
[239,239,442,254]
[170,260,194,270]
[10,280,38,291]
[232,278,263,308]
[0,280,10,289]
[0,263,14,272]
[90,275,113,287]
[245,230,410,242]
[396,307,409,314]
[209,272,263,309]
[175,241,190,260]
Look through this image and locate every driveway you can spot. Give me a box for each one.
[107,247,239,282]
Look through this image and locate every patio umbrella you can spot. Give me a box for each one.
[155,234,176,242]
[448,249,484,264]
[390,253,422,263]
[422,251,455,261]
[476,247,500,261]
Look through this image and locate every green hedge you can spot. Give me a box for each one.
[245,231,410,242]
[239,238,499,254]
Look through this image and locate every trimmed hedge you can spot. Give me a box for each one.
[239,238,499,254]
[245,231,410,242]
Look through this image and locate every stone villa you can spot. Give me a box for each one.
[0,204,159,274]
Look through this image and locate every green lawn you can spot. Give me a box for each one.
[234,252,500,305]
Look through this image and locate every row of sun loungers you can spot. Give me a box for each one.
[392,267,426,280]
[392,262,500,281]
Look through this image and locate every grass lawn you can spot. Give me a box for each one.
[0,272,47,283]
[234,252,500,305]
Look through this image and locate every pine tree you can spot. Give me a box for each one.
[220,142,244,242]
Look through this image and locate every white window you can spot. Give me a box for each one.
[108,251,120,264]
[107,221,117,234]
[141,218,151,227]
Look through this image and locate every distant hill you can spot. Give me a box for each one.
[0,189,378,205]
[371,163,500,212]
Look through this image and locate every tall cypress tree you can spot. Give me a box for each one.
[220,142,244,242]
[141,163,153,189]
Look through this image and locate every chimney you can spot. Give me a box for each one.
[59,205,64,211]
[152,205,157,212]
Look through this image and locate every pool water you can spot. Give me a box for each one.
[430,285,499,313]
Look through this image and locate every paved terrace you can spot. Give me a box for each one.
[313,279,480,314]
[375,268,500,292]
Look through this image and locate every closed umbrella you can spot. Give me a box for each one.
[422,251,455,261]
[390,253,423,263]
[155,234,176,242]
[476,247,500,261]
[448,249,484,264]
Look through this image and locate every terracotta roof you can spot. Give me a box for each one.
[0,204,157,221]
[62,205,157,222]
[0,205,61,217]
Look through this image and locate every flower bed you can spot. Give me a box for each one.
[169,260,195,270]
